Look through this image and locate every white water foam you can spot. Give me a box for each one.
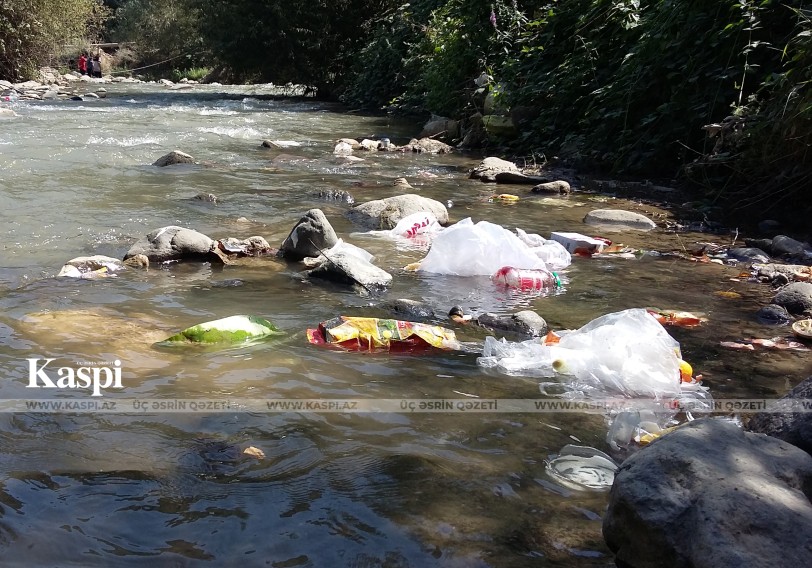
[87,135,166,146]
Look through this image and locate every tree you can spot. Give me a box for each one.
[0,0,109,81]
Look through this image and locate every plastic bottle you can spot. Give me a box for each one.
[492,266,559,290]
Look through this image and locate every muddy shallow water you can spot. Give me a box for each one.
[0,84,809,567]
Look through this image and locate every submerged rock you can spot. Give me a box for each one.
[603,418,812,568]
[153,150,195,167]
[279,209,338,261]
[755,303,792,325]
[475,310,549,338]
[193,192,218,204]
[532,180,571,194]
[381,299,436,321]
[124,226,215,263]
[347,194,448,230]
[583,209,656,231]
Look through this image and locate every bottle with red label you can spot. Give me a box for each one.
[492,266,560,290]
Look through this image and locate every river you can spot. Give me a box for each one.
[0,83,808,567]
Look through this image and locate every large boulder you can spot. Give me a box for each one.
[603,419,812,568]
[279,209,338,261]
[124,226,215,263]
[419,115,460,140]
[347,194,448,230]
[583,209,656,231]
[469,157,520,182]
[152,150,194,167]
[772,282,812,315]
[772,234,807,257]
[748,377,812,456]
[308,252,392,289]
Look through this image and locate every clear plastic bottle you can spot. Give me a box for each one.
[492,266,558,290]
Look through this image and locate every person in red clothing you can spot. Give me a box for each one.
[78,53,87,75]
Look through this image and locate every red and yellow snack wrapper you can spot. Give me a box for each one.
[307,316,460,352]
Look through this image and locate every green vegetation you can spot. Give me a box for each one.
[0,0,109,80]
[2,0,810,223]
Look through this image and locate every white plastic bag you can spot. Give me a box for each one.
[479,308,710,401]
[418,218,549,276]
[390,211,442,238]
[323,239,373,263]
[515,228,572,271]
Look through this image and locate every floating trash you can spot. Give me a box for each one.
[159,315,284,345]
[545,445,618,491]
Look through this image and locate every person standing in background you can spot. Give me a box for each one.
[78,53,87,75]
[92,56,101,78]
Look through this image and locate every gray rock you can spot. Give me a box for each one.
[308,252,392,289]
[469,157,520,182]
[476,310,548,337]
[311,189,354,204]
[419,116,459,140]
[347,194,448,230]
[532,180,571,194]
[279,209,338,260]
[153,150,194,167]
[603,419,812,568]
[492,171,547,184]
[772,235,808,257]
[748,377,812,456]
[0,108,17,118]
[218,236,274,256]
[381,299,436,320]
[193,192,218,204]
[124,226,214,263]
[727,247,770,263]
[583,209,656,231]
[745,237,774,253]
[773,282,812,315]
[401,137,452,154]
[755,303,791,325]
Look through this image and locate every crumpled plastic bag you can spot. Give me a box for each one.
[515,228,572,271]
[417,218,551,276]
[479,308,711,402]
[364,211,443,249]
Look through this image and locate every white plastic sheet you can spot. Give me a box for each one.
[418,218,551,276]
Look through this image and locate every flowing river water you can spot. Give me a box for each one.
[0,83,809,567]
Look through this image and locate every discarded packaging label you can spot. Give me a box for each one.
[159,315,284,345]
[307,316,460,352]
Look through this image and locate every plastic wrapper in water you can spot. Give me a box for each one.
[307,316,460,352]
[479,308,713,407]
[545,445,618,491]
